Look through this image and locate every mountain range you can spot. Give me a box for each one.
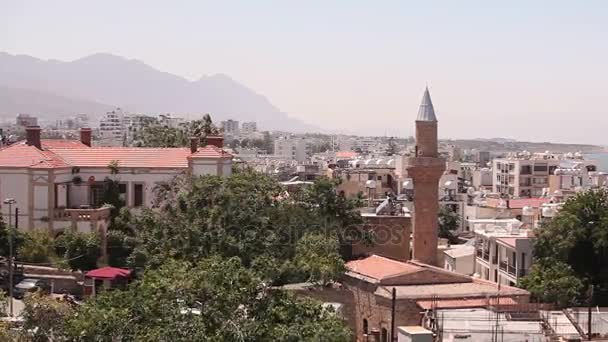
[0,52,317,132]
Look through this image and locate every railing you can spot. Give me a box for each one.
[499,261,508,272]
[518,268,528,277]
[482,252,489,262]
[476,249,483,258]
[507,265,516,276]
[53,207,112,221]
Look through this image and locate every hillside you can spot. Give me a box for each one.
[0,52,317,132]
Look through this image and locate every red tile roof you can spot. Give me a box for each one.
[85,266,131,280]
[41,139,89,149]
[507,198,551,209]
[346,255,422,280]
[0,142,70,169]
[0,139,232,169]
[190,145,231,159]
[51,147,193,168]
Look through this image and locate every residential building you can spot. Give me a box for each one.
[471,218,534,286]
[241,121,257,134]
[274,136,307,163]
[0,127,232,234]
[220,119,240,135]
[341,255,529,341]
[443,242,476,275]
[16,114,38,127]
[492,152,598,198]
[99,108,127,146]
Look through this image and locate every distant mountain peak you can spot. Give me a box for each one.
[0,52,319,132]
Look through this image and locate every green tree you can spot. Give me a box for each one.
[62,257,350,341]
[293,233,345,285]
[0,214,24,258]
[438,206,460,244]
[106,230,136,268]
[134,114,221,148]
[18,230,55,264]
[523,189,608,304]
[519,260,583,307]
[21,291,74,341]
[54,231,101,271]
[130,172,361,285]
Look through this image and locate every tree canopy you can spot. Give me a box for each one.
[130,171,361,285]
[522,189,608,305]
[133,114,221,147]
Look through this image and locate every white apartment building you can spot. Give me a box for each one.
[99,108,128,146]
[0,127,232,235]
[241,121,257,134]
[274,136,307,163]
[492,152,598,198]
[472,219,534,286]
[221,119,240,135]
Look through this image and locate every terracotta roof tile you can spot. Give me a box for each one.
[190,145,232,158]
[0,142,70,168]
[0,139,232,170]
[345,255,422,280]
[41,139,89,149]
[51,147,193,168]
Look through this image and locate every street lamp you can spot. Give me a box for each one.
[3,198,16,317]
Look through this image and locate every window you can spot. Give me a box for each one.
[381,328,388,342]
[377,176,382,181]
[119,183,127,194]
[134,184,144,207]
[533,163,548,172]
[363,319,368,335]
[520,165,532,175]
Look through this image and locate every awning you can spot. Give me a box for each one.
[85,266,132,280]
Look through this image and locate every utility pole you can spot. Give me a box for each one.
[391,287,396,342]
[3,198,16,318]
[588,284,594,341]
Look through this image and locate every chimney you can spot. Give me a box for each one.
[190,137,199,153]
[26,126,42,149]
[205,135,224,148]
[80,127,92,147]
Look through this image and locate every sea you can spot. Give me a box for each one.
[585,153,608,172]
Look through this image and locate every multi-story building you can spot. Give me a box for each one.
[220,119,240,135]
[99,108,127,146]
[16,114,38,127]
[0,127,232,234]
[241,121,257,134]
[274,136,307,163]
[492,153,597,198]
[472,218,534,286]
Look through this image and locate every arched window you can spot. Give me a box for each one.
[381,327,388,342]
[363,319,368,335]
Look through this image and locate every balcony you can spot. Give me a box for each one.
[53,207,112,222]
[499,261,507,271]
[498,262,518,277]
[508,264,516,276]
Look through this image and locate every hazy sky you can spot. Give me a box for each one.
[2,0,607,144]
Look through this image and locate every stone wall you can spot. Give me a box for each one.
[352,215,411,262]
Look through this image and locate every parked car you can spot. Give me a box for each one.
[13,278,49,299]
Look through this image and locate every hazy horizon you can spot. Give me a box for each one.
[2,1,607,144]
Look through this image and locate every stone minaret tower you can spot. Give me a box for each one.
[407,87,445,265]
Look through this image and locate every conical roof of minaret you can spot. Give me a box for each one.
[416,87,437,121]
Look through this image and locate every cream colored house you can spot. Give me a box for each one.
[0,127,232,234]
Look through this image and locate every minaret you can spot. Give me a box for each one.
[407,87,445,265]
